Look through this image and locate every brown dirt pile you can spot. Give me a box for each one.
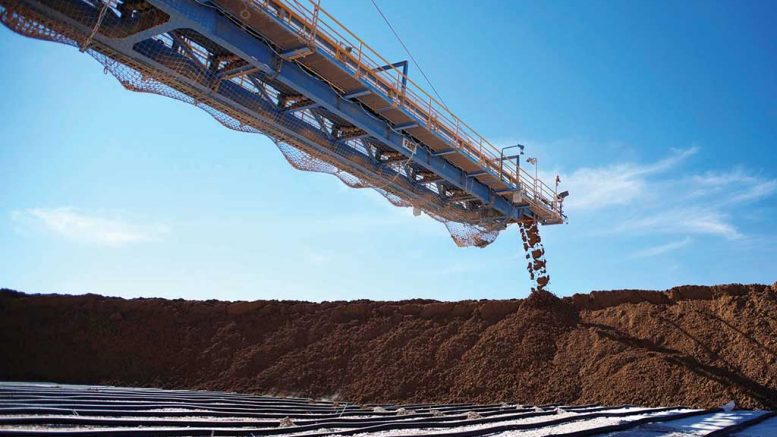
[1,284,776,409]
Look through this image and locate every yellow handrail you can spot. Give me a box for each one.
[251,0,562,217]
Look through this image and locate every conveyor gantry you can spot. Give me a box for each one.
[0,0,567,247]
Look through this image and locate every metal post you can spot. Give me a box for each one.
[499,144,524,185]
[309,0,321,44]
[355,42,363,78]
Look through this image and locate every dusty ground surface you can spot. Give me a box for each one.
[1,284,776,409]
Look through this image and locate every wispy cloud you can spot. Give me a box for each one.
[12,207,166,246]
[562,147,697,211]
[557,147,774,241]
[302,247,332,266]
[690,168,777,203]
[632,237,692,258]
[617,207,742,240]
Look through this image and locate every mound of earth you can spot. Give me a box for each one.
[1,284,776,409]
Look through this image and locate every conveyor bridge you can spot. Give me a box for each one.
[0,0,567,253]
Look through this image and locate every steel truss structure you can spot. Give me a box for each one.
[0,0,567,248]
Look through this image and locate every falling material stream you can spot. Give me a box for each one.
[519,218,550,293]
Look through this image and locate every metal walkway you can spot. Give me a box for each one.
[0,0,567,248]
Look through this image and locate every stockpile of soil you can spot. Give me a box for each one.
[1,284,776,409]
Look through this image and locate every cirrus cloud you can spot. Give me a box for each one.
[554,146,774,242]
[11,207,167,246]
[562,147,698,211]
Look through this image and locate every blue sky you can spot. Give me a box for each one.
[1,0,775,301]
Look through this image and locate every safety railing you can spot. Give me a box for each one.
[247,0,563,218]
